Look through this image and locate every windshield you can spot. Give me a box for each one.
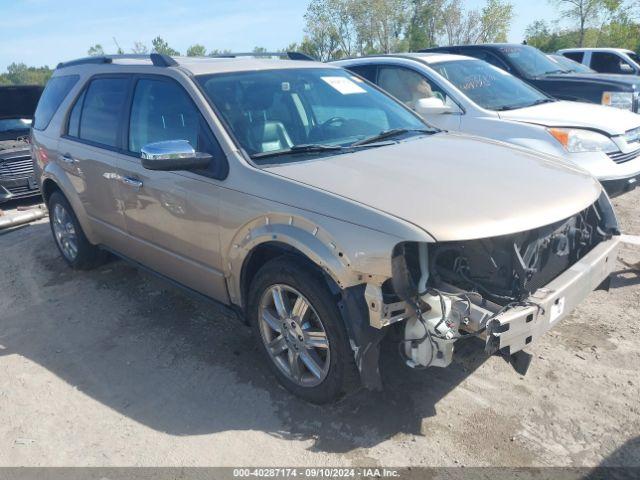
[497,45,565,77]
[627,52,640,66]
[197,68,428,160]
[431,59,549,111]
[549,55,595,73]
[0,118,31,133]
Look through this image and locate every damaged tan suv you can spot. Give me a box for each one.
[32,53,621,403]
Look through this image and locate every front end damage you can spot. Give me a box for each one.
[350,192,620,388]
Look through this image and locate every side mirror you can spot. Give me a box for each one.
[620,63,635,74]
[140,140,211,171]
[414,97,453,116]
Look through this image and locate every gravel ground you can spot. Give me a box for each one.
[0,191,638,468]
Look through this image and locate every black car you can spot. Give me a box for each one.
[422,44,640,113]
[0,85,43,203]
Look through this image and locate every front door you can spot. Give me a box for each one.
[117,76,229,302]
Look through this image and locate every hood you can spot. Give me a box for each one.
[0,85,43,120]
[263,133,602,242]
[540,72,639,90]
[499,100,640,136]
[546,72,640,89]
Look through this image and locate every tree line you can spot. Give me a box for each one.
[2,0,639,85]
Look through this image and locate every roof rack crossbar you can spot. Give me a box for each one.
[207,51,315,61]
[57,53,178,70]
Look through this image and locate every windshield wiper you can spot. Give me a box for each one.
[251,144,345,159]
[526,98,555,107]
[543,69,569,75]
[352,128,432,147]
[495,98,555,111]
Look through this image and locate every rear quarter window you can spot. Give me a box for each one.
[33,75,79,131]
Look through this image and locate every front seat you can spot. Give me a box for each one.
[249,119,293,153]
[243,84,293,153]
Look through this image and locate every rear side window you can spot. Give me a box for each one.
[563,52,584,63]
[78,77,129,148]
[33,75,79,131]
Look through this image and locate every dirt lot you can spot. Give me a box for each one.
[0,191,639,468]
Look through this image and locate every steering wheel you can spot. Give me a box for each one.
[321,116,347,129]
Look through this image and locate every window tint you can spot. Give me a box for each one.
[377,66,448,108]
[67,90,85,138]
[33,75,79,130]
[346,65,377,82]
[591,52,635,74]
[79,78,129,147]
[563,52,584,63]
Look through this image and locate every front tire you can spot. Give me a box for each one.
[248,256,357,404]
[48,191,107,270]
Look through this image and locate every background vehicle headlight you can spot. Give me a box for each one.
[602,91,634,111]
[548,128,618,153]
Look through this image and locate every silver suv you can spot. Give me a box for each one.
[32,53,621,403]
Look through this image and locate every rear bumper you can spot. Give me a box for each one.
[601,174,640,198]
[484,236,621,354]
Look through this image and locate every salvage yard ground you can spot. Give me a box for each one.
[0,191,639,467]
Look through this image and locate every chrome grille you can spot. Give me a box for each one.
[0,155,34,178]
[6,184,37,196]
[608,148,640,164]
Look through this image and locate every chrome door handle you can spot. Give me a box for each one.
[121,176,143,189]
[60,154,77,164]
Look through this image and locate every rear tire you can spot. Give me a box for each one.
[248,256,357,404]
[48,191,107,270]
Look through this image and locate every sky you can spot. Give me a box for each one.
[0,0,562,72]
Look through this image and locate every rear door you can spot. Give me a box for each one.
[117,75,229,301]
[58,75,131,250]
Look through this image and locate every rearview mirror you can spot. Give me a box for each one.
[140,140,211,171]
[414,97,453,116]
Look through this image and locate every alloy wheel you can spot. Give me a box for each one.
[258,284,331,387]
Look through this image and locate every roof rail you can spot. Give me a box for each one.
[208,51,316,61]
[57,53,178,69]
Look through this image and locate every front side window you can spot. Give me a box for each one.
[33,75,79,131]
[377,66,448,109]
[591,52,635,74]
[78,78,129,148]
[196,68,427,161]
[497,45,564,77]
[128,78,226,178]
[432,59,549,111]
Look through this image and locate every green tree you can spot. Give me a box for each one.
[151,36,180,56]
[87,44,105,56]
[1,62,52,85]
[186,44,207,56]
[552,0,609,46]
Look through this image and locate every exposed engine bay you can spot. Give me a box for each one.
[382,193,620,373]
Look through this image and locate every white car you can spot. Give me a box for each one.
[335,53,640,197]
[558,48,640,76]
